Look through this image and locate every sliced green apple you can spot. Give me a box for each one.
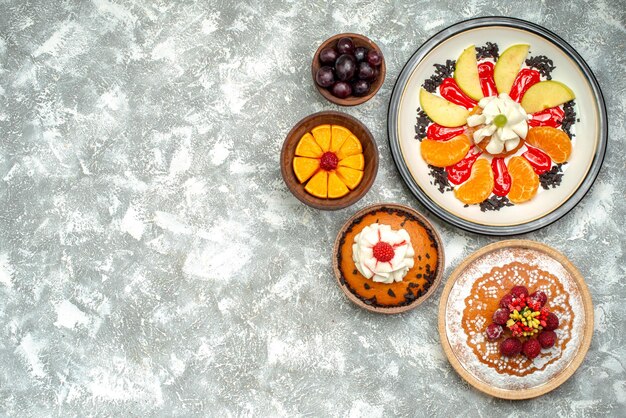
[454,45,483,101]
[494,44,530,94]
[521,81,576,114]
[419,88,469,128]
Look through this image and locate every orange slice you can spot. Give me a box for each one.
[420,134,471,167]
[507,156,539,203]
[311,125,331,152]
[336,166,363,190]
[331,125,353,152]
[338,153,364,170]
[336,135,362,160]
[293,157,319,183]
[454,158,494,204]
[328,172,350,198]
[305,171,328,198]
[525,127,572,163]
[295,133,323,158]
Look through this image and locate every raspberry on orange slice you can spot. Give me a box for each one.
[311,125,331,152]
[453,158,494,204]
[420,134,471,167]
[338,153,364,170]
[336,135,363,160]
[525,126,572,163]
[507,156,539,203]
[295,133,323,158]
[304,171,328,198]
[328,172,350,198]
[293,157,319,183]
[336,166,363,190]
[330,125,353,152]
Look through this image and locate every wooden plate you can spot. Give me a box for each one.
[438,240,593,399]
[281,111,378,210]
[332,203,445,313]
[312,33,386,106]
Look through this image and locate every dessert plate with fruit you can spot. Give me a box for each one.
[388,17,607,235]
[438,240,593,399]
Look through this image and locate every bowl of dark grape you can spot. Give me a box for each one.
[312,33,385,106]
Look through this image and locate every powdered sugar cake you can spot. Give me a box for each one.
[438,240,593,399]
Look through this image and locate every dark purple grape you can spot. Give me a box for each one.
[354,47,368,62]
[332,81,352,98]
[352,80,370,96]
[319,47,339,65]
[357,62,375,80]
[367,49,383,66]
[336,37,355,55]
[315,66,335,87]
[334,54,356,81]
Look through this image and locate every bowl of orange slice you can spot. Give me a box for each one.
[281,111,379,210]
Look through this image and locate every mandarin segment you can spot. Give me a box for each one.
[507,156,539,203]
[330,125,353,152]
[420,134,471,167]
[304,170,328,198]
[336,135,363,160]
[295,133,323,158]
[454,158,494,204]
[292,157,319,183]
[338,153,364,170]
[525,127,572,163]
[336,166,363,190]
[311,124,331,152]
[328,172,350,198]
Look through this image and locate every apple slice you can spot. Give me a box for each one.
[419,88,469,128]
[521,81,575,114]
[494,44,530,94]
[454,45,483,101]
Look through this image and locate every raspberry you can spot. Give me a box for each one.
[529,290,547,307]
[522,339,542,359]
[499,293,514,310]
[486,323,503,340]
[319,152,339,171]
[511,285,529,298]
[492,308,510,325]
[538,330,557,348]
[372,241,394,262]
[500,337,522,356]
[544,312,559,331]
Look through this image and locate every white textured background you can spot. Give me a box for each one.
[0,0,624,416]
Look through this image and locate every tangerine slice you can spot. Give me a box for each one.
[311,125,331,152]
[331,125,353,152]
[292,157,319,183]
[507,156,539,203]
[328,172,350,198]
[305,171,328,198]
[336,166,363,190]
[454,158,494,204]
[336,135,362,160]
[295,133,323,158]
[338,153,364,170]
[525,126,572,163]
[420,134,471,167]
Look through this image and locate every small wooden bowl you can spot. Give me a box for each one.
[311,33,386,106]
[332,203,445,314]
[281,111,378,210]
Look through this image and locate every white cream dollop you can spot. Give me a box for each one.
[467,93,529,155]
[352,223,415,284]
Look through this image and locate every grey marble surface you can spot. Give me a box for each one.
[1,0,625,416]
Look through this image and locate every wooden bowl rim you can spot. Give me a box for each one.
[437,239,594,400]
[311,33,386,106]
[332,203,445,314]
[280,110,379,211]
